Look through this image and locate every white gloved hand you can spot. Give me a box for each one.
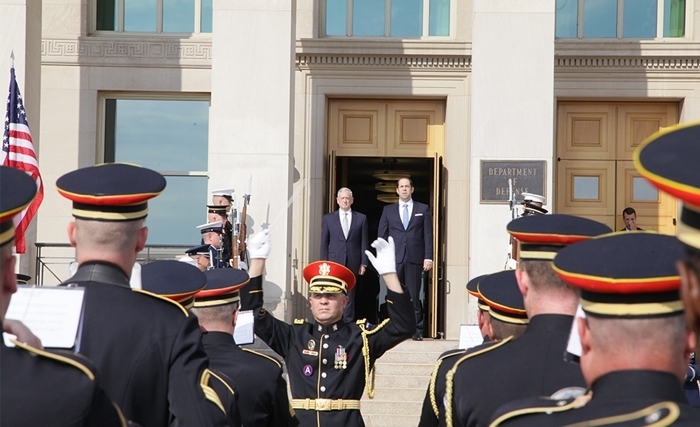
[247,230,270,259]
[365,237,397,275]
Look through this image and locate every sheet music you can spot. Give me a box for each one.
[234,310,255,345]
[458,324,484,349]
[3,285,85,349]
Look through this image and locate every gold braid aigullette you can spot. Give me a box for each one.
[358,318,390,399]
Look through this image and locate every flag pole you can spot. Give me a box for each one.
[10,50,14,68]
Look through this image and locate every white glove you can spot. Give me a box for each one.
[248,230,270,259]
[365,237,397,275]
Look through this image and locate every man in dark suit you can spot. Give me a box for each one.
[621,206,642,231]
[378,177,433,340]
[320,187,369,323]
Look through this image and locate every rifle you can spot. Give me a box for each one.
[230,199,240,269]
[504,178,519,269]
[238,176,252,266]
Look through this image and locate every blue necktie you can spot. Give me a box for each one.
[402,203,409,229]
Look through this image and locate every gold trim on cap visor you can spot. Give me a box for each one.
[193,294,240,308]
[581,299,684,316]
[488,309,529,325]
[72,207,148,221]
[0,226,14,246]
[518,250,557,260]
[677,220,700,250]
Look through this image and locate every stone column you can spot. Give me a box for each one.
[0,0,42,277]
[209,0,296,319]
[469,0,555,274]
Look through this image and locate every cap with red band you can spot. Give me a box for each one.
[304,261,356,294]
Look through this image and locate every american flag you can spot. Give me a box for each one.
[2,66,43,253]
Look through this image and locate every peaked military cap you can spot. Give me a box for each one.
[466,274,489,311]
[521,193,545,205]
[194,268,250,307]
[553,232,684,318]
[477,270,528,324]
[16,273,31,285]
[141,260,207,310]
[56,163,165,221]
[197,221,222,234]
[0,166,37,246]
[507,214,612,261]
[186,244,211,257]
[207,205,228,215]
[211,188,234,199]
[304,261,356,294]
[634,122,700,253]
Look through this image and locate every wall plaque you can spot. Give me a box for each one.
[480,160,546,204]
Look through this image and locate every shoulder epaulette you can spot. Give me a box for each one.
[547,401,679,427]
[489,393,594,426]
[293,318,305,325]
[12,340,96,381]
[445,337,514,427]
[133,289,189,317]
[242,348,282,368]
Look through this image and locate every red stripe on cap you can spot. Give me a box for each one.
[555,270,680,294]
[57,188,161,205]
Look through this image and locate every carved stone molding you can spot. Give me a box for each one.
[296,54,471,69]
[42,38,212,67]
[556,57,700,70]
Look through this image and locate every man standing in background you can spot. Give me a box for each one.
[320,187,369,323]
[378,177,433,340]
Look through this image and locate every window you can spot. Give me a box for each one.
[95,0,212,33]
[103,98,210,245]
[556,0,685,38]
[324,0,450,37]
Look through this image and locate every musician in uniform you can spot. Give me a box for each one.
[141,260,243,427]
[56,163,231,427]
[0,165,129,427]
[490,233,700,426]
[198,221,229,268]
[445,214,611,427]
[192,268,299,427]
[419,271,528,427]
[239,231,415,427]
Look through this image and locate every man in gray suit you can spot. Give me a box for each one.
[320,187,369,323]
[378,177,433,340]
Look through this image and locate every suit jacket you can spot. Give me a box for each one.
[320,210,369,274]
[62,261,230,427]
[378,201,433,265]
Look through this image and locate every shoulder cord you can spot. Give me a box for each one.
[429,358,445,417]
[359,318,391,399]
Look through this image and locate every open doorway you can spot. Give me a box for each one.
[328,156,445,337]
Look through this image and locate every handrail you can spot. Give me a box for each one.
[34,242,191,286]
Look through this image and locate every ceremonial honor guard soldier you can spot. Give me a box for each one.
[419,271,528,427]
[490,233,700,426]
[192,268,299,427]
[208,204,234,267]
[211,188,235,209]
[198,221,229,268]
[185,243,212,272]
[239,232,415,427]
[0,165,129,427]
[141,260,243,427]
[56,163,231,427]
[446,214,611,427]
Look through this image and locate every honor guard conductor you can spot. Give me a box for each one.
[490,233,700,426]
[445,214,611,427]
[239,231,415,427]
[0,165,130,427]
[193,268,299,427]
[56,163,231,427]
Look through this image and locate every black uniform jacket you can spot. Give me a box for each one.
[491,370,700,426]
[62,261,230,427]
[448,314,586,427]
[239,274,415,427]
[1,338,128,427]
[201,331,299,427]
